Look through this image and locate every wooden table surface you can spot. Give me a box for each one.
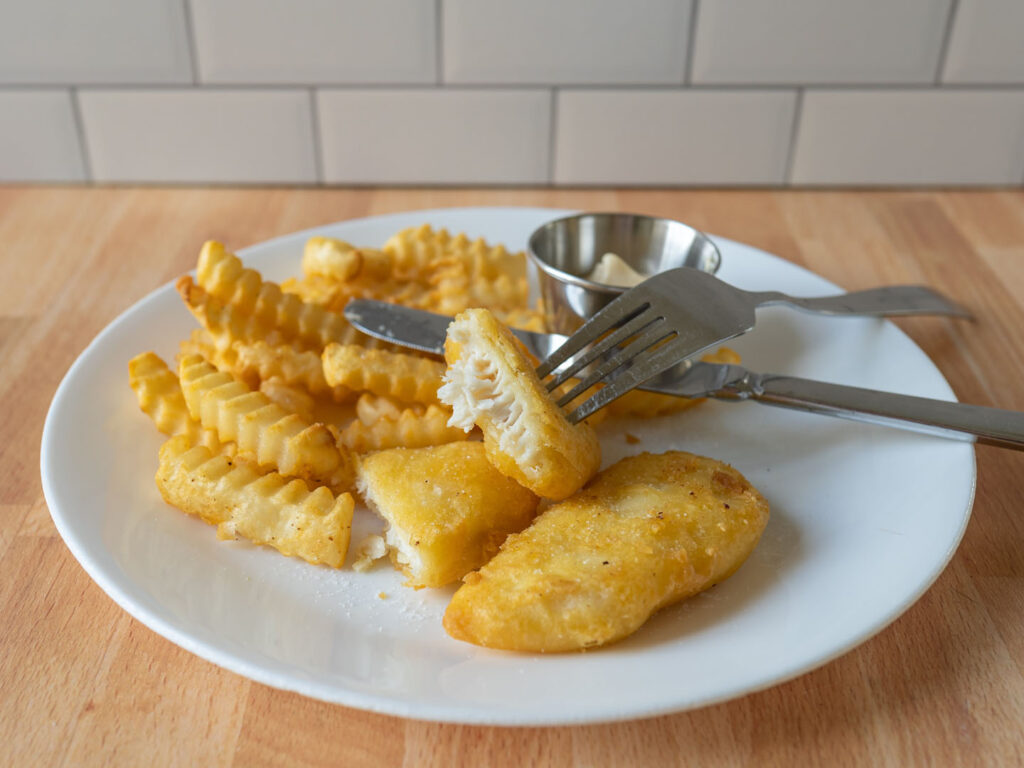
[3,187,1024,766]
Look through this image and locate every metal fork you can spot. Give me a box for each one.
[536,268,972,424]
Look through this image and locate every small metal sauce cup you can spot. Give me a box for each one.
[527,212,722,334]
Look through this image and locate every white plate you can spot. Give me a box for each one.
[41,207,975,726]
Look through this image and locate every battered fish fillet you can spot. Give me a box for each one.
[356,441,540,589]
[437,308,601,501]
[443,451,769,652]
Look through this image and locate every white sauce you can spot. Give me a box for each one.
[585,252,647,288]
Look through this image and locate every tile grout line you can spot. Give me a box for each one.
[5,82,1024,93]
[181,0,201,85]
[308,88,324,184]
[934,0,961,85]
[683,0,700,85]
[68,87,94,182]
[547,88,559,185]
[783,88,805,186]
[435,0,444,85]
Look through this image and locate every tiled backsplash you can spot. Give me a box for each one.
[2,0,1022,186]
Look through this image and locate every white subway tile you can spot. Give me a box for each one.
[0,91,86,182]
[791,90,1024,185]
[443,0,691,85]
[691,0,951,84]
[942,0,1024,84]
[191,0,436,84]
[0,0,191,84]
[554,90,796,185]
[79,90,317,183]
[317,89,551,184]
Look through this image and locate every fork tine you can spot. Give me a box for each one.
[535,295,652,379]
[566,337,693,423]
[544,307,660,392]
[555,320,672,407]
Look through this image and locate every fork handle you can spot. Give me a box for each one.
[746,285,972,318]
[712,372,1024,450]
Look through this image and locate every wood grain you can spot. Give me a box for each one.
[3,187,1024,767]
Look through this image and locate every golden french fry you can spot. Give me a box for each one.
[438,308,600,501]
[259,377,316,422]
[354,393,414,425]
[322,343,445,406]
[356,441,539,588]
[303,236,396,284]
[128,351,229,453]
[178,354,355,492]
[156,434,353,568]
[444,451,770,652]
[231,339,352,402]
[196,240,354,352]
[178,276,290,349]
[341,404,465,453]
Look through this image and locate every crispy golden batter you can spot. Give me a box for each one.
[608,347,743,418]
[443,451,769,652]
[356,442,539,588]
[156,434,353,567]
[438,308,600,500]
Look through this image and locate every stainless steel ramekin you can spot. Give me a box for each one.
[527,212,722,334]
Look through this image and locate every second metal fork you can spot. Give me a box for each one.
[536,268,971,424]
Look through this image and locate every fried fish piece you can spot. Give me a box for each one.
[356,441,539,589]
[443,451,769,652]
[437,308,600,500]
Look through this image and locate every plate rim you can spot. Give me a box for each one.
[40,206,977,725]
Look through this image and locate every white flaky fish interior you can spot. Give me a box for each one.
[437,325,539,473]
[355,474,425,578]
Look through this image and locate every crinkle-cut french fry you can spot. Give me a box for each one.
[385,225,526,282]
[260,377,316,422]
[181,271,380,359]
[128,351,230,453]
[427,263,528,315]
[341,404,465,453]
[178,354,355,492]
[608,347,742,418]
[285,272,434,317]
[280,275,345,307]
[322,344,445,405]
[178,276,291,348]
[382,224,453,276]
[195,240,353,352]
[498,307,548,333]
[156,434,353,568]
[302,237,396,284]
[231,339,352,402]
[179,328,217,359]
[354,393,418,426]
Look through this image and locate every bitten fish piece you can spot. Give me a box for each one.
[356,441,539,589]
[437,308,600,501]
[156,434,353,567]
[443,451,770,652]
